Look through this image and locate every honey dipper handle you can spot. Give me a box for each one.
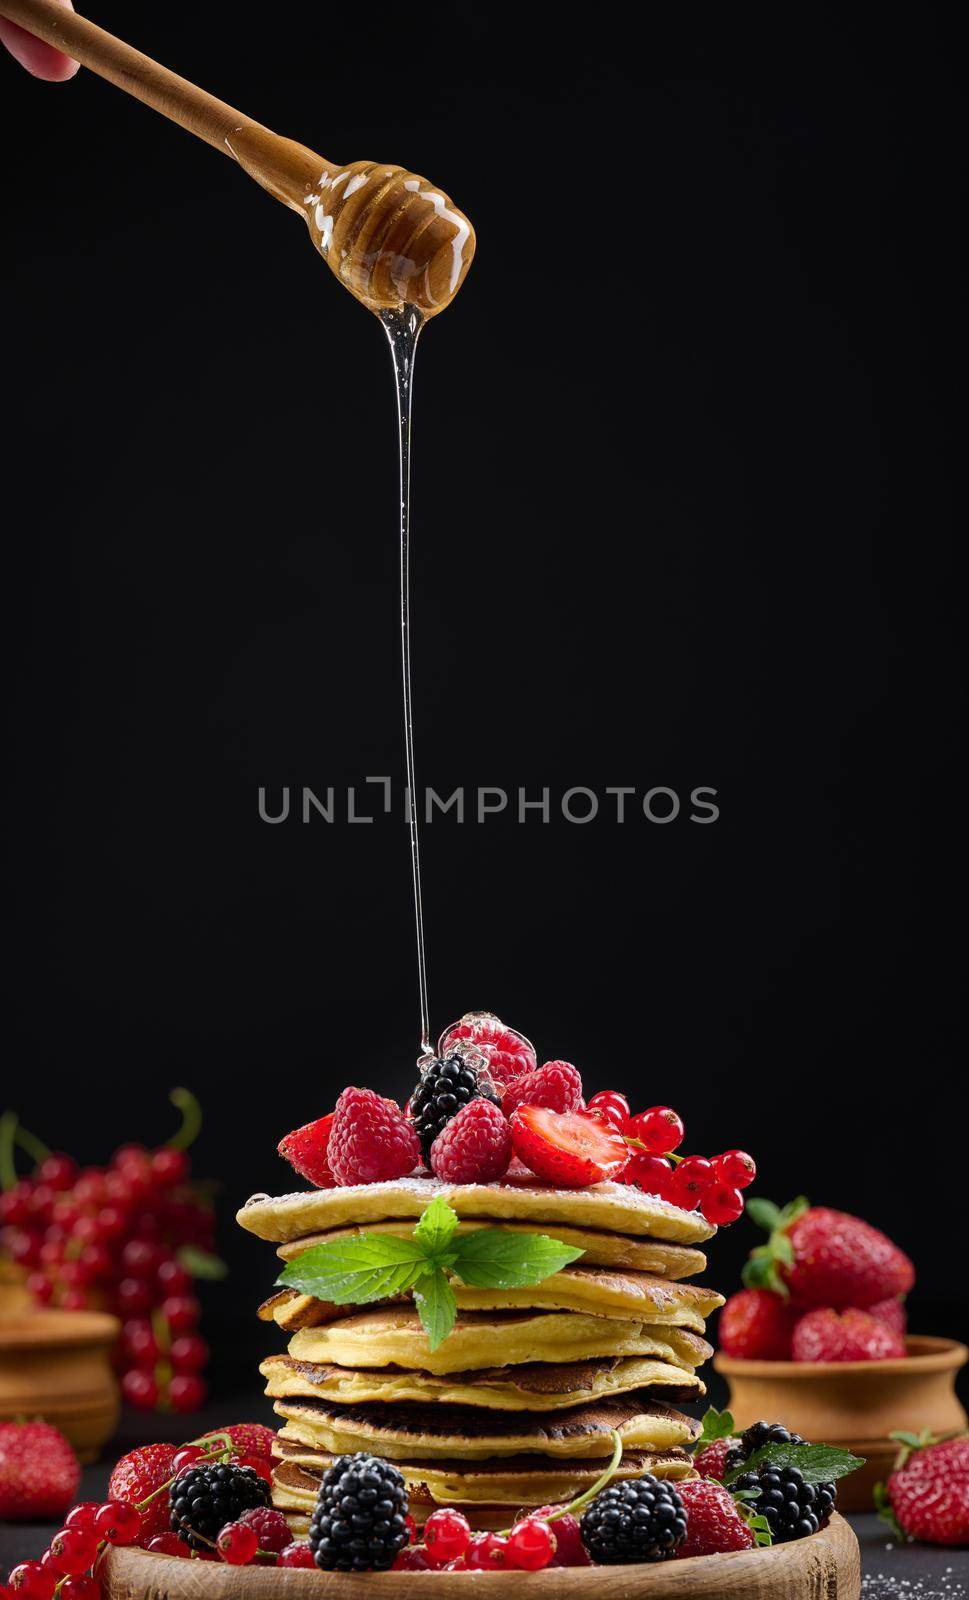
[0,0,334,204]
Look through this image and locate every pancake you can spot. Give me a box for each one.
[271,1448,697,1509]
[269,1394,701,1460]
[276,1221,707,1279]
[238,1177,715,1246]
[260,1267,722,1333]
[260,1349,708,1410]
[285,1303,714,1374]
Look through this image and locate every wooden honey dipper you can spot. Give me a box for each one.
[0,0,475,317]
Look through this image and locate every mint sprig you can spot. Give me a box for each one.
[277,1196,584,1352]
[741,1195,809,1296]
[724,1441,865,1486]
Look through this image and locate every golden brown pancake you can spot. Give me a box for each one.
[276,1220,707,1279]
[271,1448,696,1508]
[260,1267,722,1333]
[269,1394,701,1460]
[238,1177,715,1246]
[260,1350,708,1410]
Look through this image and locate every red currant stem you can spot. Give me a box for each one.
[135,1434,234,1510]
[623,1136,647,1152]
[152,1308,172,1354]
[14,1119,52,1166]
[496,1430,624,1534]
[0,1112,19,1190]
[167,1088,203,1153]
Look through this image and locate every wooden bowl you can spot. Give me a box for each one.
[103,1513,859,1598]
[715,1334,968,1510]
[0,1309,120,1462]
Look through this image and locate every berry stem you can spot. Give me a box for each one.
[0,1111,18,1190]
[496,1430,624,1534]
[167,1088,203,1153]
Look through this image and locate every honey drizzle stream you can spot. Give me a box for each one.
[381,306,431,1054]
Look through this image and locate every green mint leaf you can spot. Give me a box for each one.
[745,1197,782,1232]
[278,1234,429,1304]
[777,1196,810,1228]
[414,1196,459,1257]
[414,1266,457,1351]
[726,1442,865,1486]
[696,1405,736,1444]
[176,1245,228,1281]
[451,1229,584,1289]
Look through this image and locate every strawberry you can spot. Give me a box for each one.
[868,1296,907,1341]
[439,1013,536,1087]
[509,1106,628,1188]
[674,1478,756,1557]
[882,1434,969,1546]
[327,1087,421,1186]
[792,1306,906,1362]
[692,1437,739,1480]
[718,1288,798,1360]
[744,1197,914,1308]
[108,1442,178,1542]
[277,1113,336,1188]
[204,1423,276,1462]
[502,1061,583,1118]
[0,1421,80,1520]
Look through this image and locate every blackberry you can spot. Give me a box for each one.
[169,1462,269,1550]
[732,1463,836,1542]
[580,1474,687,1563]
[724,1419,806,1473]
[308,1452,410,1572]
[409,1054,500,1159]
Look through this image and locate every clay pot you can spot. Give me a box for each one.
[0,1309,120,1462]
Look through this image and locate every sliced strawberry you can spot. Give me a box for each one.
[509,1106,628,1188]
[277,1112,336,1188]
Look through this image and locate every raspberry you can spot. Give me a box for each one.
[277,1114,336,1188]
[510,1106,629,1188]
[692,1437,739,1480]
[719,1288,798,1360]
[674,1479,756,1557]
[238,1505,292,1554]
[430,1099,512,1183]
[439,1013,536,1086]
[792,1306,906,1362]
[886,1435,969,1546]
[326,1088,420,1186]
[502,1061,583,1117]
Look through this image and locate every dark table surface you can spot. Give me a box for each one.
[2,1405,966,1597]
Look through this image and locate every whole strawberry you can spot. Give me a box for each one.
[674,1479,755,1557]
[502,1061,583,1118]
[327,1087,420,1185]
[719,1288,798,1360]
[692,1437,739,1481]
[108,1442,178,1541]
[0,1421,80,1520]
[277,1113,336,1188]
[206,1423,276,1462]
[882,1434,969,1546]
[744,1197,914,1308]
[868,1296,907,1341]
[792,1307,906,1362]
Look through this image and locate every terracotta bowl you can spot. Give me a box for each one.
[0,1309,121,1462]
[714,1334,968,1510]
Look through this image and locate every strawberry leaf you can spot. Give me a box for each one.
[745,1197,782,1232]
[414,1266,456,1351]
[777,1196,810,1228]
[696,1405,736,1444]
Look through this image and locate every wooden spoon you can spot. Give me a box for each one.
[0,0,475,316]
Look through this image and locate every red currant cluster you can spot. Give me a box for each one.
[0,1092,218,1413]
[586,1092,757,1225]
[394,1505,589,1571]
[5,1495,143,1599]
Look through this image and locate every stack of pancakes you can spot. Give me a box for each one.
[237,1177,722,1533]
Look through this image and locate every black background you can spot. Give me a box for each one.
[2,4,964,1394]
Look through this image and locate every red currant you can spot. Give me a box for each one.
[79,1245,113,1283]
[121,1368,159,1409]
[145,1534,189,1557]
[38,1154,78,1192]
[8,1562,56,1599]
[122,1319,159,1367]
[171,1445,204,1475]
[8,1231,41,1267]
[48,1528,99,1577]
[169,1373,207,1412]
[26,1272,53,1304]
[714,1149,757,1189]
[151,1148,190,1187]
[701,1183,745,1225]
[156,1260,191,1296]
[506,1517,556,1571]
[170,1334,208,1373]
[393,1547,434,1571]
[586,1091,630,1131]
[93,1501,142,1546]
[64,1504,100,1533]
[278,1544,316,1569]
[465,1533,510,1570]
[667,1154,716,1211]
[95,1205,127,1241]
[161,1295,198,1332]
[0,1183,33,1225]
[626,1106,685,1154]
[217,1522,258,1566]
[60,1289,88,1312]
[73,1171,106,1206]
[120,1239,164,1279]
[57,1579,100,1600]
[423,1509,473,1565]
[620,1150,672,1196]
[117,1278,153,1316]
